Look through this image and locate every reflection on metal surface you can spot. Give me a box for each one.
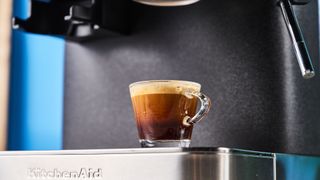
[0,147,275,180]
[220,154,230,180]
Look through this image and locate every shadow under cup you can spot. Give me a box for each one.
[129,80,210,147]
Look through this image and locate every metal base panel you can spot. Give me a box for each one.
[2,147,320,180]
[0,147,275,180]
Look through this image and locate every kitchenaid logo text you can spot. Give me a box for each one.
[28,168,102,179]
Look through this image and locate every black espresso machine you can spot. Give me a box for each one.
[4,0,320,179]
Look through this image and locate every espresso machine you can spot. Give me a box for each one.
[3,0,320,179]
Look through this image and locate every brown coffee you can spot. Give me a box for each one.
[131,93,198,141]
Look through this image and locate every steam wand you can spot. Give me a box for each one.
[279,0,315,79]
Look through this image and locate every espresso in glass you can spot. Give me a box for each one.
[130,80,210,147]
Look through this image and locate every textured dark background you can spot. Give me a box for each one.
[63,0,320,155]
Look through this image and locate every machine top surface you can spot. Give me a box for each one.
[0,147,274,157]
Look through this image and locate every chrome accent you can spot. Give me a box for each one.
[280,0,315,79]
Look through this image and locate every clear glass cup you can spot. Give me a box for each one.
[129,80,211,147]
[133,0,200,7]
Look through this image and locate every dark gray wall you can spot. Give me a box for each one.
[63,0,320,155]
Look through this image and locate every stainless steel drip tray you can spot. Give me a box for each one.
[0,147,275,180]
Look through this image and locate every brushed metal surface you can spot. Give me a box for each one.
[0,148,275,180]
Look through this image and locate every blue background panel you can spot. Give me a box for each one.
[277,153,320,180]
[9,30,65,150]
[13,0,29,20]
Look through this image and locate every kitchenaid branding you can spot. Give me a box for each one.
[27,168,102,179]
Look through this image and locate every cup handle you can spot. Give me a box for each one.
[183,91,211,127]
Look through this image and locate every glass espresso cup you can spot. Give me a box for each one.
[129,80,211,147]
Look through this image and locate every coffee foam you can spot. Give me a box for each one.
[129,81,201,97]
